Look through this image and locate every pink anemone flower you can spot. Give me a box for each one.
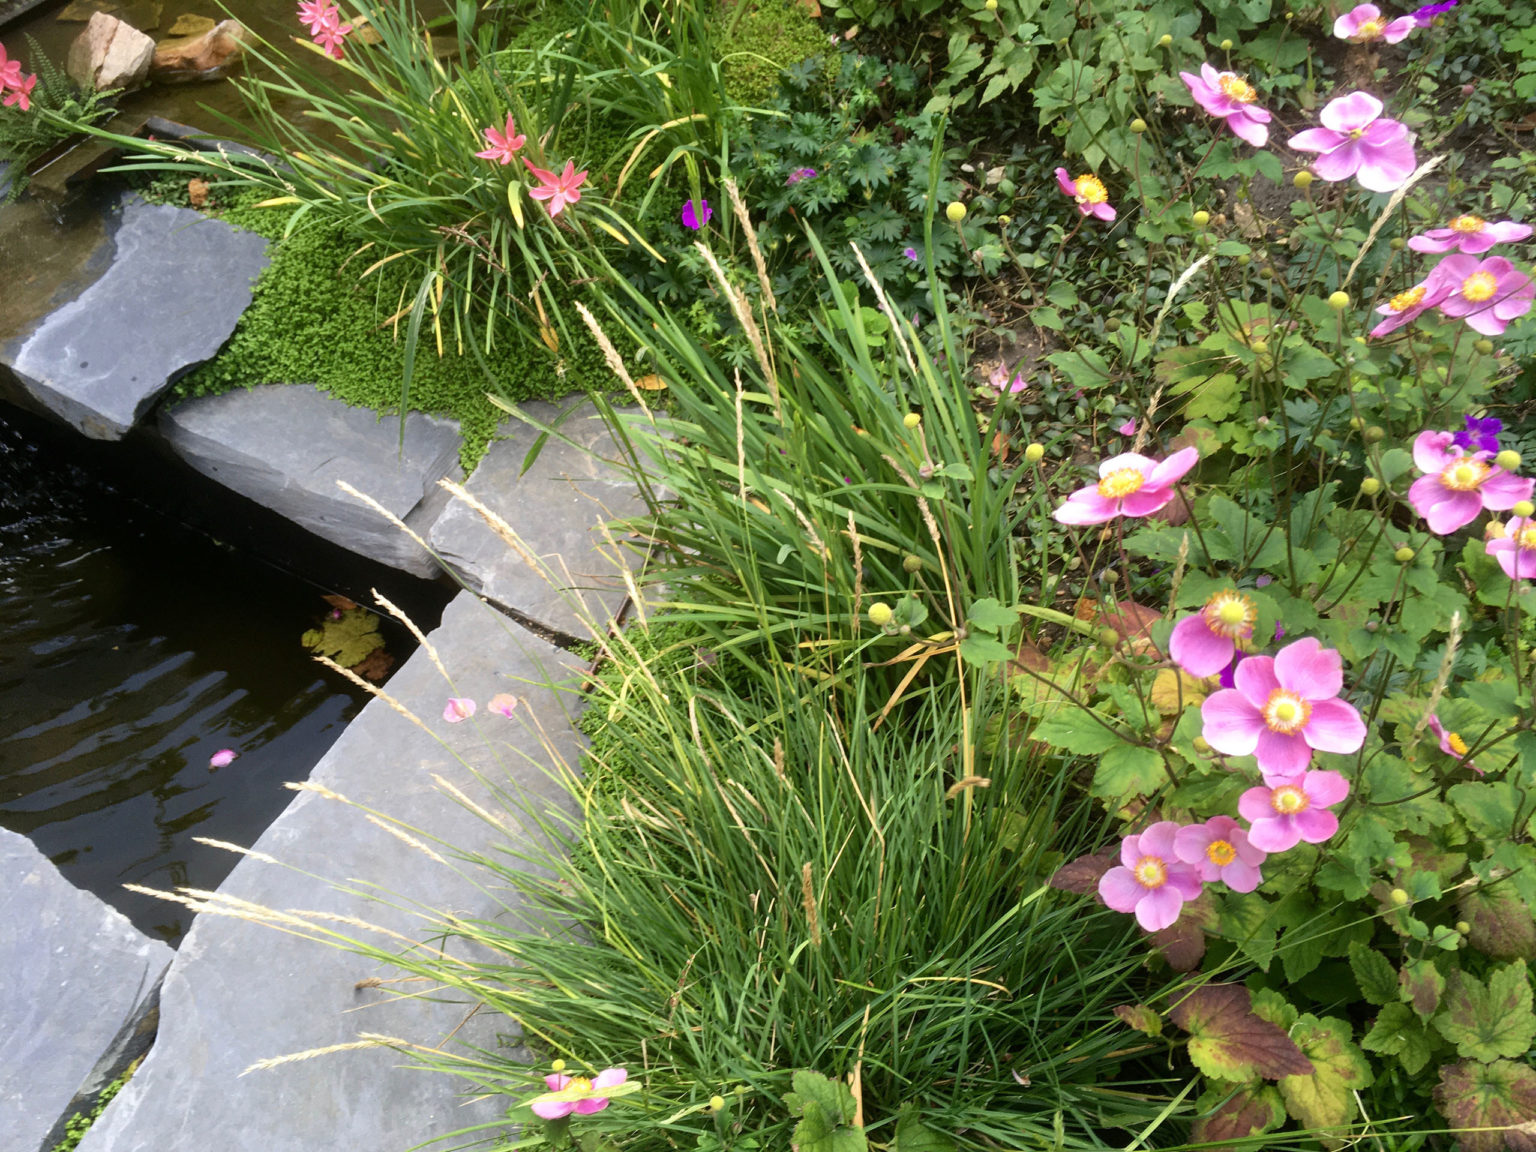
[1289,92,1416,193]
[1425,254,1535,336]
[1179,64,1271,147]
[1426,713,1481,772]
[1054,168,1116,222]
[1200,637,1366,781]
[1174,816,1266,892]
[443,697,476,723]
[530,1068,628,1120]
[1052,447,1199,525]
[1409,214,1533,255]
[1098,821,1205,931]
[1487,514,1536,580]
[524,157,588,217]
[475,114,527,164]
[1238,770,1349,852]
[1169,589,1257,678]
[1407,430,1533,534]
[1369,277,1452,338]
[1333,3,1417,42]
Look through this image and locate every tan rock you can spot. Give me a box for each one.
[150,18,248,82]
[67,12,156,92]
[163,12,214,35]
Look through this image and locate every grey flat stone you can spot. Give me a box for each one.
[429,398,646,637]
[77,591,581,1152]
[1,827,173,1152]
[159,383,463,578]
[2,193,268,440]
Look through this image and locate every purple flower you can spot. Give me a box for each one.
[1410,0,1458,25]
[1179,64,1272,147]
[1407,430,1533,534]
[1117,418,1137,437]
[1333,3,1416,43]
[1487,515,1536,581]
[681,198,712,230]
[903,246,921,262]
[786,167,817,185]
[1289,92,1416,193]
[1426,254,1535,336]
[1409,215,1533,255]
[1453,415,1503,455]
[1238,771,1350,852]
[1098,822,1205,931]
[1174,816,1266,892]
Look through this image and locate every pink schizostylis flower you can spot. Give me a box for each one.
[1409,215,1533,255]
[1487,514,1536,580]
[1407,430,1533,534]
[1425,254,1535,336]
[1369,276,1452,337]
[1098,822,1205,931]
[1201,637,1366,781]
[1054,168,1116,222]
[1170,589,1258,678]
[1426,713,1481,772]
[1052,447,1199,525]
[443,697,476,723]
[1117,419,1137,437]
[680,198,712,230]
[524,157,588,217]
[312,20,351,59]
[487,693,519,718]
[1,71,36,111]
[987,364,1028,394]
[1333,3,1417,42]
[1289,91,1416,193]
[530,1068,628,1120]
[209,748,238,769]
[1179,63,1271,147]
[475,114,526,164]
[1174,816,1266,892]
[1238,770,1349,852]
[0,42,23,90]
[297,0,338,34]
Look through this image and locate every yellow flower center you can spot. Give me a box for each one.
[1217,73,1256,103]
[1271,785,1309,815]
[1207,839,1237,867]
[1097,467,1146,500]
[1133,856,1168,888]
[1446,731,1470,756]
[1449,214,1486,234]
[1075,174,1108,204]
[1202,590,1257,639]
[1389,285,1426,313]
[1262,689,1312,734]
[1349,128,1366,140]
[1519,525,1536,550]
[570,1077,593,1094]
[1462,271,1498,302]
[1355,17,1384,37]
[1441,457,1490,491]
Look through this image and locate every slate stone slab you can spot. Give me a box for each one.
[159,383,463,579]
[2,193,268,440]
[0,827,173,1152]
[428,398,647,638]
[76,591,581,1152]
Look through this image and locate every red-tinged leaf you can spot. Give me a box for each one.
[1435,1059,1536,1152]
[1400,957,1446,1018]
[1461,887,1536,961]
[1435,961,1536,1062]
[1278,1014,1373,1137]
[1169,984,1315,1082]
[1049,847,1116,896]
[1114,1004,1162,1037]
[1151,890,1215,971]
[1191,1083,1286,1149]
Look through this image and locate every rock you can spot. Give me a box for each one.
[428,398,647,639]
[75,591,577,1152]
[162,11,212,35]
[57,0,160,27]
[67,12,157,91]
[0,827,174,1152]
[151,18,247,82]
[159,383,463,579]
[2,193,269,440]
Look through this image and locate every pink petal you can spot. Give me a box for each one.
[1232,654,1280,708]
[1167,865,1206,901]
[1238,786,1275,824]
[1170,615,1234,678]
[1487,221,1534,244]
[1288,127,1342,155]
[1120,833,1144,868]
[1134,885,1186,932]
[1228,112,1269,148]
[1098,452,1159,477]
[209,748,238,768]
[1418,484,1484,535]
[1173,824,1215,865]
[545,1074,571,1091]
[1380,16,1417,41]
[1091,202,1117,222]
[1254,727,1312,781]
[1302,769,1350,807]
[1321,91,1384,133]
[1118,488,1177,518]
[1412,430,1459,474]
[573,1098,611,1114]
[1099,866,1145,913]
[443,697,476,723]
[1055,167,1076,196]
[1148,446,1200,488]
[531,1100,576,1120]
[1138,822,1180,858]
[1408,232,1459,254]
[1311,141,1365,184]
[1246,815,1301,853]
[1053,488,1120,525]
[1355,135,1417,192]
[1221,858,1263,892]
[592,1068,627,1089]
[1274,637,1343,699]
[1291,808,1339,843]
[1202,690,1263,756]
[1302,697,1367,754]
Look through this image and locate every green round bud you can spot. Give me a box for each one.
[1237,253,1250,266]
[903,412,922,429]
[868,603,894,626]
[1389,236,1406,250]
[1192,209,1210,227]
[1364,425,1386,443]
[1360,477,1382,496]
[1527,164,1536,177]
[998,213,1012,223]
[551,1059,566,1072]
[1250,338,1268,355]
[1105,317,1122,332]
[985,0,998,8]
[1158,32,1172,45]
[1512,500,1535,518]
[1328,290,1350,310]
[1130,117,1148,134]
[1474,338,1495,355]
[1394,546,1415,563]
[1496,449,1522,471]
[946,201,967,223]
[1098,627,1121,647]
[1390,887,1411,906]
[1293,170,1314,189]
[1024,442,1045,463]
[1220,38,1233,50]
[902,553,924,574]
[1192,736,1211,753]
[1456,921,1472,935]
[1349,416,1365,430]
[710,1096,727,1112]
[1259,265,1276,279]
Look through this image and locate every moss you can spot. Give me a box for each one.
[717,0,830,105]
[50,1057,140,1152]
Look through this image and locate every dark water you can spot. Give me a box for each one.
[0,408,375,943]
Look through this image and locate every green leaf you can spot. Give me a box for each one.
[1091,744,1166,800]
[1114,1004,1164,1037]
[1449,782,1519,842]
[1031,712,1123,756]
[965,598,1020,634]
[957,635,1014,664]
[1169,984,1314,1082]
[1361,1002,1436,1075]
[1435,961,1536,1061]
[301,607,385,667]
[1348,942,1399,1007]
[1434,1060,1536,1152]
[1399,957,1445,1018]
[785,1071,856,1126]
[1278,1014,1373,1134]
[889,1110,954,1152]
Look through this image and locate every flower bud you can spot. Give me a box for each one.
[1394,546,1415,563]
[1496,449,1522,471]
[1327,290,1350,310]
[1105,317,1122,332]
[946,201,967,223]
[1456,921,1472,935]
[710,1096,727,1112]
[1364,425,1386,443]
[1024,442,1045,463]
[918,462,934,480]
[1350,415,1366,430]
[1390,887,1410,906]
[1474,338,1495,355]
[1130,117,1148,133]
[1158,33,1172,45]
[1237,253,1250,266]
[1259,265,1275,279]
[868,603,893,626]
[1192,736,1211,753]
[1293,170,1313,189]
[1360,477,1381,496]
[904,412,922,429]
[998,213,1012,223]
[551,1060,566,1072]
[1192,209,1210,227]
[1513,500,1535,518]
[1250,338,1268,355]
[1389,236,1406,250]
[903,553,924,573]
[1220,38,1233,49]
[1098,627,1121,647]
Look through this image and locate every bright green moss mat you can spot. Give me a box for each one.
[718,0,831,105]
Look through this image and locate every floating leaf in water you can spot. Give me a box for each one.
[302,605,386,669]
